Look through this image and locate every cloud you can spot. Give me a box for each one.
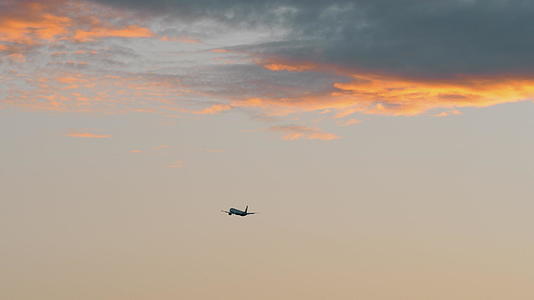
[66,131,112,138]
[0,1,71,45]
[81,0,534,120]
[0,0,154,52]
[210,49,230,53]
[330,73,534,116]
[6,53,25,63]
[270,125,339,141]
[224,70,534,118]
[263,63,315,72]
[73,25,154,42]
[3,0,534,141]
[434,110,462,118]
[89,0,534,77]
[192,104,232,115]
[2,71,191,113]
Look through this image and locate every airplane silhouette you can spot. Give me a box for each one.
[221,205,256,216]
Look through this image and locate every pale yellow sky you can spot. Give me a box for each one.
[2,103,534,299]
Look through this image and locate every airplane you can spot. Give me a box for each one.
[221,205,257,216]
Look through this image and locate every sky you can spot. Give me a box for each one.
[1,0,534,299]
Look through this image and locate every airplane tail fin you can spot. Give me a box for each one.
[245,205,248,213]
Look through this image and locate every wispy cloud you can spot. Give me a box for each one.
[73,25,154,42]
[192,104,232,115]
[210,49,230,53]
[434,110,462,118]
[2,72,189,113]
[270,125,339,141]
[0,1,70,46]
[0,0,154,50]
[66,131,112,139]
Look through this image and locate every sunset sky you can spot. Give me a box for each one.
[2,1,534,299]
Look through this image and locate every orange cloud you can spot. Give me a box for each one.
[270,125,339,141]
[3,71,191,113]
[66,131,112,138]
[193,104,232,115]
[332,73,534,116]
[0,0,155,50]
[263,63,316,72]
[0,2,71,45]
[6,53,25,63]
[241,57,534,118]
[73,25,154,42]
[434,110,462,117]
[56,76,87,84]
[210,48,230,53]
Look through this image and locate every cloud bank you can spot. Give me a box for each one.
[2,0,534,140]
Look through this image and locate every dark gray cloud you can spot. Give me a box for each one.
[89,0,534,79]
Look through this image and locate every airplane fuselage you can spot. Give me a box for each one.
[229,208,247,216]
[223,205,255,216]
